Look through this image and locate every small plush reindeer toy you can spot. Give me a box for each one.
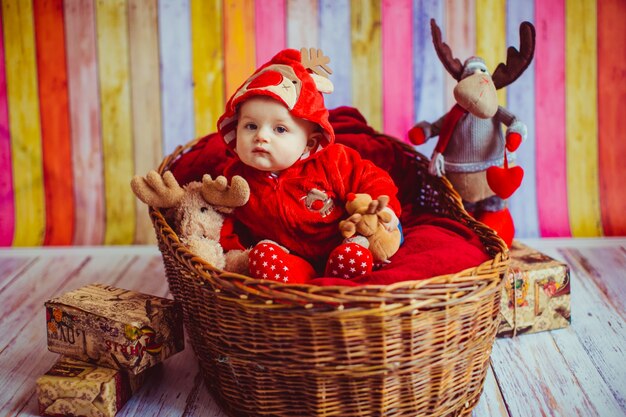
[409,19,535,247]
[131,171,251,273]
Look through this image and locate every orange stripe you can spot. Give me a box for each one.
[34,0,74,245]
[598,0,626,235]
[223,0,256,98]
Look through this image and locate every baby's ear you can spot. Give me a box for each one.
[306,132,322,151]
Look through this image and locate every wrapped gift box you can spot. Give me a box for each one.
[497,241,571,337]
[46,284,184,374]
[36,356,145,417]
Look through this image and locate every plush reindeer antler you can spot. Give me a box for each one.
[430,19,464,81]
[300,48,333,77]
[200,175,250,213]
[491,21,536,90]
[131,170,185,208]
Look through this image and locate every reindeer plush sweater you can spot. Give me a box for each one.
[219,49,401,277]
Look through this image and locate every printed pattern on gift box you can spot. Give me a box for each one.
[498,241,571,337]
[45,284,184,374]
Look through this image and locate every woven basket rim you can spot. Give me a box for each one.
[152,135,509,302]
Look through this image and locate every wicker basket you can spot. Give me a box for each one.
[151,135,509,417]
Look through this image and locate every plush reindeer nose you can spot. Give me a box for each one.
[248,70,283,89]
[347,193,356,202]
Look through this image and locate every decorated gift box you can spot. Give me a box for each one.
[36,356,145,417]
[497,241,571,337]
[45,284,184,374]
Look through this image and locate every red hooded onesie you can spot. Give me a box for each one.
[218,49,400,279]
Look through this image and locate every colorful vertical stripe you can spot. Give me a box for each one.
[382,0,413,141]
[224,0,256,98]
[598,0,626,236]
[64,0,105,245]
[0,5,14,246]
[95,0,135,245]
[158,0,195,155]
[255,0,286,66]
[535,0,570,237]
[0,0,624,246]
[34,0,74,246]
[128,0,162,244]
[319,0,352,108]
[412,0,445,158]
[565,0,601,237]
[2,0,46,246]
[287,0,318,48]
[506,0,539,238]
[350,0,382,131]
[191,0,224,138]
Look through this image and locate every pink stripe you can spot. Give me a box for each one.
[255,0,286,66]
[534,0,570,237]
[382,0,413,142]
[0,8,14,246]
[64,0,105,245]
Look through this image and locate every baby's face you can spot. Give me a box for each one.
[235,96,316,172]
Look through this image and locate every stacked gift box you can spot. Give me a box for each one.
[497,241,571,338]
[37,284,185,417]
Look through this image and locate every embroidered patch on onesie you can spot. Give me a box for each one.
[301,189,334,217]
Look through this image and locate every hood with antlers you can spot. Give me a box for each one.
[218,48,335,154]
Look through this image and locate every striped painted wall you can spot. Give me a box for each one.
[0,0,624,246]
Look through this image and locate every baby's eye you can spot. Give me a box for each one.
[275,126,287,134]
[244,123,257,130]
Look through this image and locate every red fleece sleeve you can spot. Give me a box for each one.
[330,144,401,217]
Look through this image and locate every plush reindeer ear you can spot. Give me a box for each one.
[301,47,334,93]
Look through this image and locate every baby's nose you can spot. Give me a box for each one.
[255,126,271,142]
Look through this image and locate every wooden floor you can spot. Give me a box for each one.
[1,238,625,417]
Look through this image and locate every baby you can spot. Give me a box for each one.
[218,49,401,283]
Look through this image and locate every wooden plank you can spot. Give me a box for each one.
[565,0,601,237]
[158,0,195,155]
[64,0,106,246]
[255,0,286,66]
[412,0,445,159]
[191,0,224,138]
[286,0,318,48]
[444,0,475,109]
[472,364,509,417]
[381,0,413,142]
[534,0,570,237]
[223,0,256,98]
[557,248,626,411]
[598,0,626,236]
[0,256,36,294]
[319,0,352,108]
[0,5,14,247]
[475,0,506,105]
[350,0,382,130]
[2,0,46,246]
[95,0,135,245]
[506,1,540,239]
[490,332,623,417]
[128,0,162,245]
[34,0,75,246]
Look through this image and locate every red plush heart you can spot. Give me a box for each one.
[486,165,524,199]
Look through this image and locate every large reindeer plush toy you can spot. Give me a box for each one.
[409,19,535,247]
[131,171,251,273]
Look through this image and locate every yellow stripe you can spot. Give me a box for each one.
[566,0,601,236]
[128,0,162,244]
[95,0,135,245]
[224,0,256,98]
[475,0,506,106]
[2,0,45,246]
[350,0,382,130]
[191,0,224,137]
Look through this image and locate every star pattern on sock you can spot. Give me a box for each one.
[325,243,373,279]
[249,243,290,283]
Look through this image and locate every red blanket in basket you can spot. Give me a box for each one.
[169,107,490,285]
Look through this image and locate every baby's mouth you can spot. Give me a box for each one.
[252,147,269,154]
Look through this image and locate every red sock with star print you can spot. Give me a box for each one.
[324,242,373,279]
[248,242,315,284]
